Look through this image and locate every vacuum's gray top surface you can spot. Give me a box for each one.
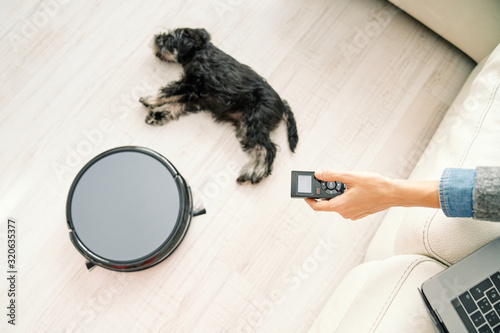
[69,150,181,262]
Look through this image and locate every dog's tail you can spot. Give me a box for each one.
[283,100,298,152]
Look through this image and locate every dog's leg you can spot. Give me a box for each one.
[139,81,187,108]
[139,94,180,109]
[145,101,200,126]
[235,124,277,184]
[236,145,271,184]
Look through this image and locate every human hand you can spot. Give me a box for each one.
[304,170,396,220]
[304,170,440,220]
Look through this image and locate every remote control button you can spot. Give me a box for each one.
[326,190,335,194]
[336,182,342,191]
[321,182,326,190]
[326,182,335,190]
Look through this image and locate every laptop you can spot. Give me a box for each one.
[420,236,500,333]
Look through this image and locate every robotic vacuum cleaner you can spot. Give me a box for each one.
[66,146,200,272]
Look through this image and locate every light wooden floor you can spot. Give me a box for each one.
[0,0,475,332]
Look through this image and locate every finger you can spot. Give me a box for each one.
[315,170,351,184]
[349,213,370,220]
[304,198,336,211]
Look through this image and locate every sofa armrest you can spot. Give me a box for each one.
[366,42,500,264]
[393,43,500,265]
[388,0,500,62]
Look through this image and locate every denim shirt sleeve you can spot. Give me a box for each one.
[439,168,476,218]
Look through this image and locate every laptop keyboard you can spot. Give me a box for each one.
[451,271,500,333]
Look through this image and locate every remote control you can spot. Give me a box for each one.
[290,171,346,199]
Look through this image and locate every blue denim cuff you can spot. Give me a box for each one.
[439,168,475,218]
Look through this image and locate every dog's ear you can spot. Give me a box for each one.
[176,28,211,63]
[184,28,211,49]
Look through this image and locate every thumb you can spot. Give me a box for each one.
[315,170,351,184]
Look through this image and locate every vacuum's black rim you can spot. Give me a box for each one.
[66,146,192,272]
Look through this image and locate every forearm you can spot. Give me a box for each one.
[393,167,500,221]
[391,180,440,209]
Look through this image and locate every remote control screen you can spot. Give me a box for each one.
[297,175,312,194]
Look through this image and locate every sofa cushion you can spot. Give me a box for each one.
[391,42,500,265]
[308,255,445,333]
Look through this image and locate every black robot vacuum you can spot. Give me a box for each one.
[66,146,203,272]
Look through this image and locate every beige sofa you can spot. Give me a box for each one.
[388,0,500,62]
[309,1,500,332]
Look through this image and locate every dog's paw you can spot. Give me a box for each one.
[236,172,264,185]
[145,111,169,126]
[139,96,154,108]
[236,175,249,184]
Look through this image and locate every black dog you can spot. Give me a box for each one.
[139,28,298,184]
